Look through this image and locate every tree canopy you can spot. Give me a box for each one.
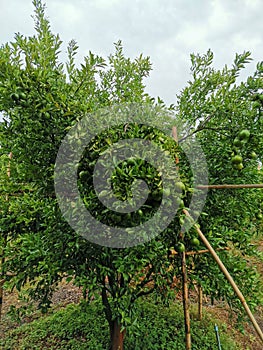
[0,1,262,349]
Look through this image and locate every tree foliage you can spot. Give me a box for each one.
[0,1,262,349]
[176,49,263,310]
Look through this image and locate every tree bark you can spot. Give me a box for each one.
[102,285,126,350]
[109,319,126,350]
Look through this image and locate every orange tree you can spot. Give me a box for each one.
[0,1,263,349]
[176,50,263,313]
[0,3,183,349]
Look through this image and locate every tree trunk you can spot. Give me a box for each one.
[101,285,126,350]
[109,319,126,350]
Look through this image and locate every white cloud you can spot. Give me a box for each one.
[1,1,34,42]
[90,0,122,9]
[48,2,83,25]
[0,0,263,105]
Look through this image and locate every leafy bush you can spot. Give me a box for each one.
[0,299,240,350]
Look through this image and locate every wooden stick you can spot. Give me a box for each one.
[181,251,191,350]
[172,126,178,144]
[0,152,12,321]
[0,280,3,322]
[198,285,203,321]
[170,247,230,256]
[196,184,263,189]
[183,209,263,344]
[173,126,191,349]
[6,152,12,178]
[2,183,263,190]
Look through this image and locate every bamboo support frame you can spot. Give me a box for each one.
[0,152,12,321]
[183,209,263,344]
[173,126,192,349]
[0,280,3,322]
[193,283,203,321]
[196,184,263,189]
[198,285,203,321]
[181,251,191,350]
[1,183,263,191]
[170,247,230,256]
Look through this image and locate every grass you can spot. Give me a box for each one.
[0,297,241,350]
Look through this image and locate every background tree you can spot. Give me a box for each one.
[176,50,263,313]
[0,1,262,349]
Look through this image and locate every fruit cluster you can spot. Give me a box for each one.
[231,129,254,170]
[173,236,200,253]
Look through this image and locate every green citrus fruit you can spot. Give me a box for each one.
[233,162,244,170]
[19,92,27,100]
[233,138,242,147]
[191,237,200,246]
[177,243,185,252]
[179,217,185,225]
[231,155,243,164]
[79,171,89,180]
[175,181,185,192]
[238,129,250,140]
[250,151,257,160]
[138,209,143,216]
[162,188,171,196]
[256,212,263,220]
[179,199,185,208]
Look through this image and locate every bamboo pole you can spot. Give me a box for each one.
[0,279,4,322]
[183,209,263,344]
[181,251,191,350]
[170,247,230,256]
[6,152,12,177]
[172,126,191,350]
[173,126,191,349]
[198,285,203,321]
[0,152,12,322]
[196,184,263,189]
[1,183,263,191]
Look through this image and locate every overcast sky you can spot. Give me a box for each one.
[1,0,263,105]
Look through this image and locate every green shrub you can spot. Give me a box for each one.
[0,298,241,350]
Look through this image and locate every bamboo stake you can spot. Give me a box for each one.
[198,285,203,321]
[0,280,3,322]
[0,152,12,322]
[1,183,263,190]
[173,126,191,349]
[196,184,263,189]
[181,251,191,350]
[172,126,178,143]
[170,247,230,256]
[183,209,263,344]
[6,152,12,177]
